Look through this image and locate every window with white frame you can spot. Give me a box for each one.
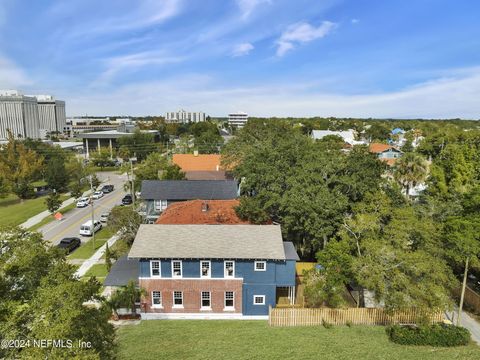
[254,261,266,271]
[173,291,183,307]
[172,260,182,278]
[201,291,211,309]
[253,295,265,305]
[200,260,211,278]
[150,260,161,277]
[224,261,235,278]
[152,291,162,307]
[154,200,168,211]
[225,291,234,309]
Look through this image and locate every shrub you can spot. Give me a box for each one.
[346,320,353,328]
[386,324,470,347]
[322,320,332,329]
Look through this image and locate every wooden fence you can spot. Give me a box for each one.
[268,307,443,327]
[454,286,480,314]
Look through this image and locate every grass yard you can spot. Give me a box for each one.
[116,321,480,360]
[82,263,108,283]
[0,193,69,227]
[68,227,115,259]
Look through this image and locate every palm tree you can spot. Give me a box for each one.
[394,153,428,198]
[118,280,146,316]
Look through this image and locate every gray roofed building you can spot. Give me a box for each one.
[103,256,139,287]
[283,241,300,261]
[128,224,286,260]
[140,180,238,201]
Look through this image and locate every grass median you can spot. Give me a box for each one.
[68,227,115,260]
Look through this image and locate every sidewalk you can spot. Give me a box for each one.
[445,308,480,345]
[74,234,119,277]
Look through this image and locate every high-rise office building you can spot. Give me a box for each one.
[0,90,40,139]
[165,109,206,123]
[228,112,248,128]
[0,90,67,140]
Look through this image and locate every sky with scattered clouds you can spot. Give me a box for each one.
[0,0,480,118]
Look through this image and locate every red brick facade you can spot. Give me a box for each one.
[140,279,243,313]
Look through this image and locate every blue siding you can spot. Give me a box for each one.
[243,284,276,315]
[275,260,296,286]
[161,261,171,277]
[140,260,150,277]
[182,260,200,278]
[235,260,276,283]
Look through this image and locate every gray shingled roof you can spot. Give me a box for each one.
[140,180,238,200]
[283,242,300,261]
[103,256,139,286]
[128,224,286,260]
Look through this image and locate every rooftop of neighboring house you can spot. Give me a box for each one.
[369,143,402,154]
[311,129,366,146]
[172,154,222,171]
[391,128,406,135]
[184,170,231,181]
[155,199,249,225]
[128,224,290,260]
[140,180,238,200]
[103,255,139,287]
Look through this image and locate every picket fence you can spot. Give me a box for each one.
[268,306,443,327]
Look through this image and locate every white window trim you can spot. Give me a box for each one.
[171,260,182,278]
[200,260,211,278]
[254,261,266,272]
[253,295,265,305]
[224,260,235,278]
[151,291,163,308]
[150,260,161,278]
[200,291,211,310]
[224,291,235,311]
[173,291,183,308]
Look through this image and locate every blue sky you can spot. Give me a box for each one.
[1,0,480,118]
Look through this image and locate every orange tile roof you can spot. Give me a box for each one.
[172,154,222,171]
[155,199,251,225]
[369,143,397,153]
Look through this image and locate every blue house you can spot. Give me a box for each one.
[128,224,299,318]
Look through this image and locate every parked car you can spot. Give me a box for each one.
[79,220,102,236]
[56,237,81,254]
[100,212,110,223]
[100,184,114,193]
[76,197,91,208]
[92,191,104,199]
[122,194,133,205]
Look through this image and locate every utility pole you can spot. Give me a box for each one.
[458,257,469,326]
[130,158,136,208]
[89,175,95,251]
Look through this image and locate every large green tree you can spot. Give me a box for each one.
[0,227,115,359]
[394,152,428,198]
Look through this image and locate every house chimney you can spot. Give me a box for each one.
[201,201,209,212]
[194,150,199,156]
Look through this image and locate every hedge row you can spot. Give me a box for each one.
[386,324,470,347]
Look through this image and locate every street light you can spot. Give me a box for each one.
[129,157,137,208]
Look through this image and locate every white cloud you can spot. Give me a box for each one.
[69,67,480,119]
[0,56,32,89]
[236,0,271,20]
[276,21,337,56]
[93,51,185,86]
[232,42,254,57]
[351,18,359,24]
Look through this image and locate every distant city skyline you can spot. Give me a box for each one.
[0,1,480,118]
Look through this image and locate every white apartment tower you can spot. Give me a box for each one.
[0,90,67,140]
[36,95,67,136]
[165,109,206,123]
[228,111,248,128]
[0,90,40,139]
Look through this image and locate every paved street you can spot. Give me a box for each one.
[39,171,129,245]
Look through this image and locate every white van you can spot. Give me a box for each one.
[79,220,102,236]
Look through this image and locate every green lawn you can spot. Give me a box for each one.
[82,263,108,283]
[68,227,115,260]
[0,193,69,227]
[116,321,480,360]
